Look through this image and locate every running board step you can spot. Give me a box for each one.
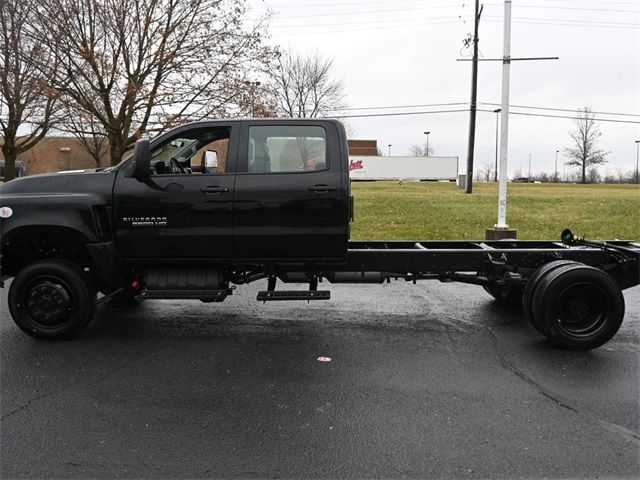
[257,290,331,302]
[137,289,228,302]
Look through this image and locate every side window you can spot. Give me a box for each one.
[248,125,326,173]
[149,127,231,175]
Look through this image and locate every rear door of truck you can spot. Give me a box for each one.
[233,120,347,259]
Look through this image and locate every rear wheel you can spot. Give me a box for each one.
[8,259,97,340]
[522,260,581,335]
[532,265,624,351]
[483,283,523,306]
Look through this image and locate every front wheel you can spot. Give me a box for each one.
[8,259,97,340]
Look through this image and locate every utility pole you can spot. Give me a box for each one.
[554,150,559,182]
[528,154,532,178]
[493,109,500,182]
[465,0,483,194]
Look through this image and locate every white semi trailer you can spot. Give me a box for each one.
[348,155,458,181]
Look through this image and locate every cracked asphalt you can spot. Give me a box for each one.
[1,280,639,479]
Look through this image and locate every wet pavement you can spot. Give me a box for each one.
[1,280,639,479]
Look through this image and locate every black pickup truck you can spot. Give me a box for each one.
[1,119,639,350]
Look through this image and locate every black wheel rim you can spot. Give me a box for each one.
[24,276,74,328]
[553,282,607,337]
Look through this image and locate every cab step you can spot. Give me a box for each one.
[257,290,331,302]
[137,289,228,302]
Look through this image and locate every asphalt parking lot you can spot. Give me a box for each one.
[1,280,639,479]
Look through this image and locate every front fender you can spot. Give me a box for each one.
[0,193,102,243]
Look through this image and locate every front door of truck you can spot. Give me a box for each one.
[113,123,238,259]
[233,121,346,259]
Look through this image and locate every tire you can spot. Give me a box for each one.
[483,283,523,306]
[8,259,97,340]
[522,260,581,335]
[531,265,624,351]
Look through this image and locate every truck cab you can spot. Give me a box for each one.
[114,119,350,261]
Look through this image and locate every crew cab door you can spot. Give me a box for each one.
[113,123,238,259]
[233,121,347,259]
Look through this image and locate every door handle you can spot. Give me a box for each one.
[309,184,337,193]
[200,186,228,194]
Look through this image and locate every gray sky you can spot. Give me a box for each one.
[252,0,640,178]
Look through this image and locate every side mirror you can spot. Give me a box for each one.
[132,139,151,179]
[204,150,218,172]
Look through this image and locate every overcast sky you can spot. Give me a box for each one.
[251,0,640,178]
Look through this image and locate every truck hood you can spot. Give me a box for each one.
[0,169,117,201]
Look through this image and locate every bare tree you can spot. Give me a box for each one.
[34,0,275,165]
[272,51,346,118]
[409,143,434,157]
[586,166,601,184]
[0,0,59,181]
[511,167,522,181]
[532,171,550,183]
[564,107,608,184]
[479,161,494,182]
[236,81,277,118]
[603,169,615,184]
[63,109,110,167]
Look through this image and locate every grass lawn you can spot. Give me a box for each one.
[350,181,640,241]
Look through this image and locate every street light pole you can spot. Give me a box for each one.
[423,131,430,156]
[493,109,500,182]
[635,140,640,184]
[554,150,559,183]
[528,154,532,179]
[388,144,392,156]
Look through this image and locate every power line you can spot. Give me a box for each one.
[484,2,639,13]
[269,15,638,34]
[517,0,639,4]
[478,109,640,124]
[329,108,472,119]
[274,5,461,20]
[482,15,639,29]
[321,107,640,124]
[478,102,640,118]
[271,15,469,29]
[334,102,469,112]
[269,19,466,35]
[260,0,444,5]
[330,102,640,118]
